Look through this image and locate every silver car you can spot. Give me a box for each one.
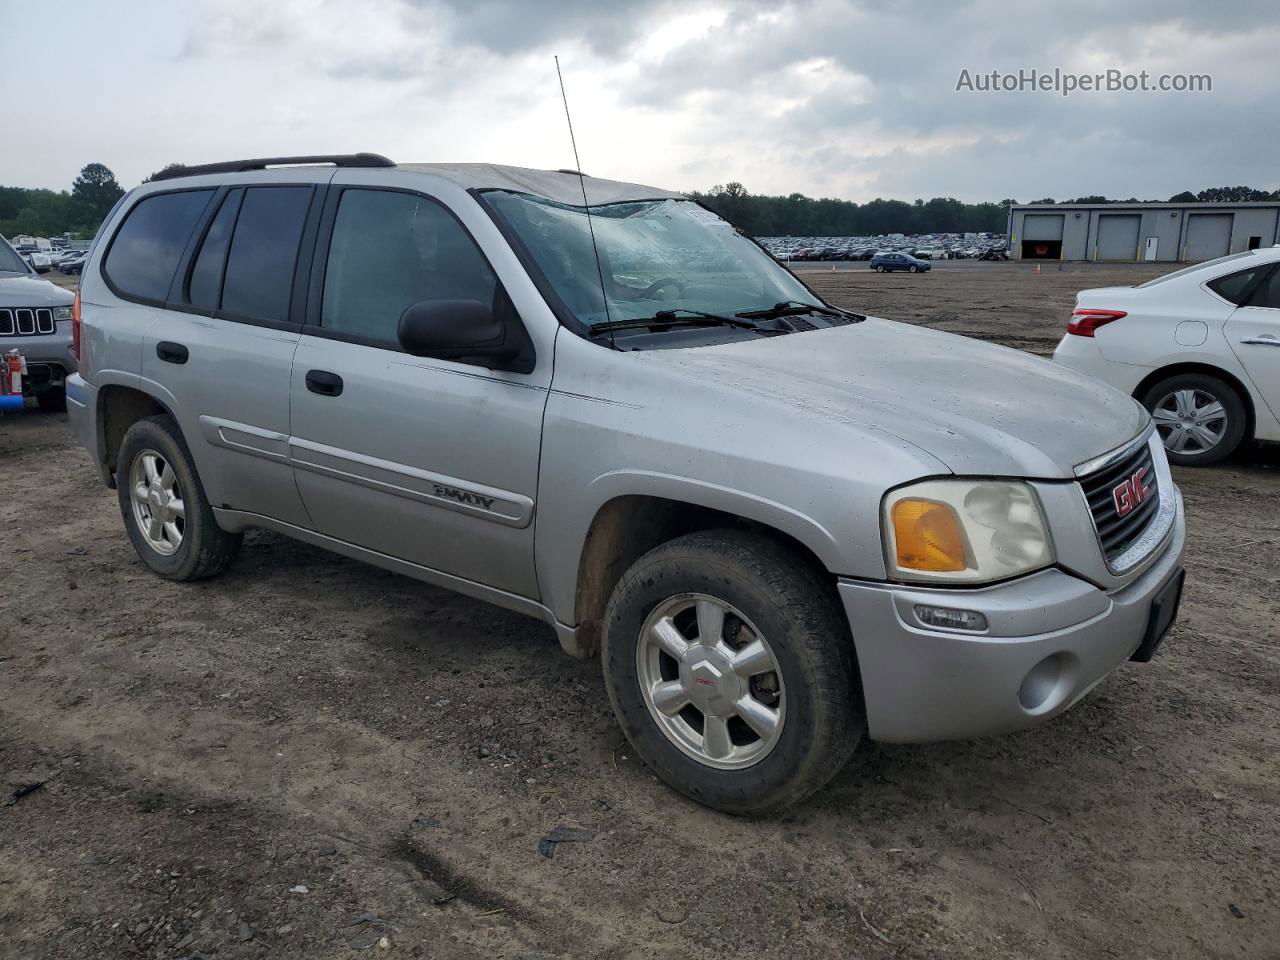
[1,233,76,410]
[66,155,1186,814]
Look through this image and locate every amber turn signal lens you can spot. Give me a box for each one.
[892,498,969,572]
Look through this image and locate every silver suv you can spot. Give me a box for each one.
[67,154,1186,814]
[1,232,76,410]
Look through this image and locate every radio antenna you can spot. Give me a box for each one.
[555,56,615,346]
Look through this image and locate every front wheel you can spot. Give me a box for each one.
[1140,372,1247,466]
[909,265,919,273]
[602,530,864,815]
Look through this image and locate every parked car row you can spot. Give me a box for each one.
[6,237,91,274]
[759,233,1010,262]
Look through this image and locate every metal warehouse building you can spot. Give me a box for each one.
[1008,202,1280,262]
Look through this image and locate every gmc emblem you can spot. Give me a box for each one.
[1112,466,1151,518]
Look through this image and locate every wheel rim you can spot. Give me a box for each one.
[636,593,785,770]
[129,449,186,556]
[1152,388,1228,456]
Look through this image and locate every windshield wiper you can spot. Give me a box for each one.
[735,300,864,322]
[588,308,760,337]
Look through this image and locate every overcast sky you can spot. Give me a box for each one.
[3,0,1276,202]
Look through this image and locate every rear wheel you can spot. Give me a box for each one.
[116,414,241,580]
[1140,372,1247,466]
[602,530,864,815]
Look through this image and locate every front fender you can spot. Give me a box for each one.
[536,467,850,629]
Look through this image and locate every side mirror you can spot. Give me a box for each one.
[397,299,518,366]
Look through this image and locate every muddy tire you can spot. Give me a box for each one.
[602,530,864,816]
[115,414,241,580]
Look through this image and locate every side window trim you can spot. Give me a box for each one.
[303,185,534,372]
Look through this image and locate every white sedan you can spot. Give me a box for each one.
[1054,246,1280,465]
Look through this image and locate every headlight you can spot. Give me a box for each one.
[883,479,1053,584]
[53,306,72,321]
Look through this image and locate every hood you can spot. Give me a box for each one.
[0,275,75,307]
[663,318,1148,479]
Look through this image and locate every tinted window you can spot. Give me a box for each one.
[104,190,214,302]
[221,186,312,322]
[187,190,242,309]
[1247,267,1280,309]
[1208,266,1268,305]
[321,189,498,345]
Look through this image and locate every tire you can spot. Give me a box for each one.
[1140,372,1247,466]
[115,414,242,580]
[36,387,66,412]
[602,529,864,816]
[909,265,919,273]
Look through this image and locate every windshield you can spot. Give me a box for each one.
[485,192,820,327]
[0,237,30,274]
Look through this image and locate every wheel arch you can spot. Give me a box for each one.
[568,492,840,660]
[97,384,178,486]
[1133,361,1257,444]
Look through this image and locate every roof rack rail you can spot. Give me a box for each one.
[150,153,395,182]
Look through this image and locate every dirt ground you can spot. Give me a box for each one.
[2,262,1277,959]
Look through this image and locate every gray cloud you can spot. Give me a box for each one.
[3,0,1276,202]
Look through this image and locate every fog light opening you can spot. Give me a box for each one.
[914,604,988,632]
[1018,652,1075,713]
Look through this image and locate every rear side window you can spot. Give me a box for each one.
[1246,267,1280,309]
[1207,266,1269,305]
[187,190,242,310]
[320,189,498,346]
[220,186,313,323]
[103,190,214,302]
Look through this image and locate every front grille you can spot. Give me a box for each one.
[1080,437,1159,566]
[0,307,57,337]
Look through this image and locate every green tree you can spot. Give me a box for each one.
[144,163,188,183]
[1168,191,1198,202]
[1197,186,1272,202]
[70,163,124,227]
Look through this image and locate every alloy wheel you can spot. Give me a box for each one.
[636,593,785,770]
[129,450,186,556]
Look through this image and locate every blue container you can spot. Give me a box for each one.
[0,394,23,412]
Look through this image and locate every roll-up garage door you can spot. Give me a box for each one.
[1022,215,1064,241]
[1183,214,1232,261]
[1021,214,1064,259]
[1095,214,1141,261]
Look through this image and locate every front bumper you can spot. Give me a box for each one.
[839,486,1185,743]
[4,324,76,394]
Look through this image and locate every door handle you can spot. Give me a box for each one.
[1240,335,1280,347]
[156,341,188,364]
[305,369,344,397]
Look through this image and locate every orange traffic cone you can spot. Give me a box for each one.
[831,263,836,271]
[1034,263,1041,275]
